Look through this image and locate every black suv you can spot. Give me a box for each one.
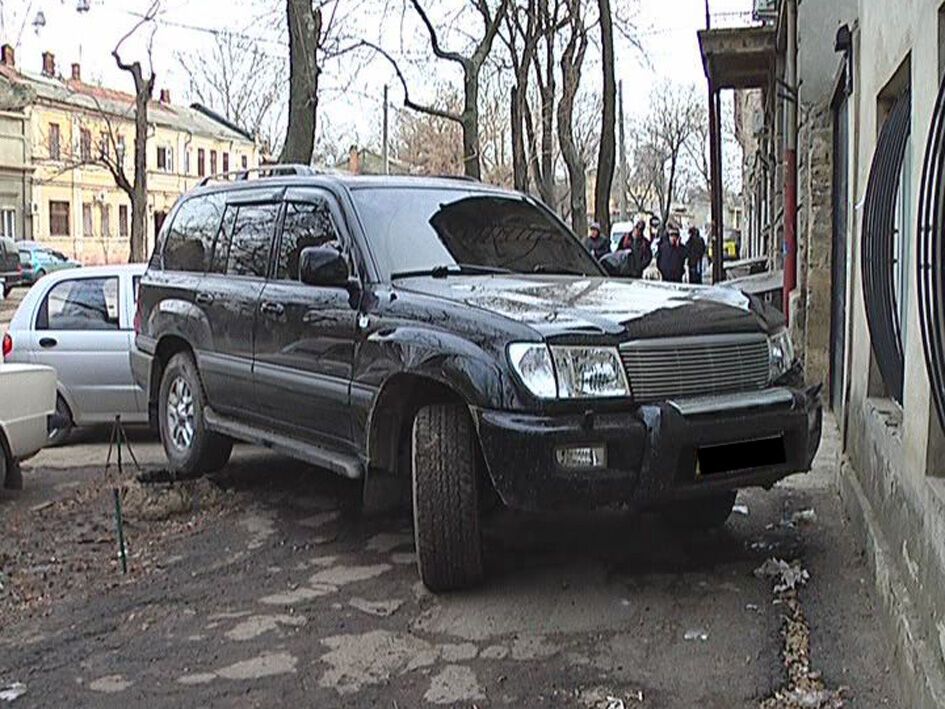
[133,167,822,591]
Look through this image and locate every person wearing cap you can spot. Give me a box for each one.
[657,223,687,283]
[584,222,611,261]
[686,226,707,284]
[618,220,653,279]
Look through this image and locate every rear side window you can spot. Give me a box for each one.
[208,205,238,275]
[276,201,341,281]
[225,203,280,278]
[38,277,120,331]
[162,193,225,272]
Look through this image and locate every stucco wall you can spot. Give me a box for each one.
[839,0,945,700]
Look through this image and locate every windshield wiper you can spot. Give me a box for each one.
[391,264,513,279]
[531,264,588,276]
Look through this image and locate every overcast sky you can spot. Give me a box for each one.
[4,0,753,150]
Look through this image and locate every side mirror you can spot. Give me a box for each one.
[299,245,350,288]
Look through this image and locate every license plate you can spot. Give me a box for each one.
[696,436,786,476]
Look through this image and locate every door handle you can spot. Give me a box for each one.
[260,302,285,317]
[39,337,57,349]
[195,292,215,305]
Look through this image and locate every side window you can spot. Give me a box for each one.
[162,193,225,272]
[38,277,120,331]
[209,205,238,275]
[277,200,341,281]
[226,203,280,278]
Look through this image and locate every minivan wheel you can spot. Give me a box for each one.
[411,403,484,592]
[47,395,74,447]
[159,352,232,478]
[661,491,738,529]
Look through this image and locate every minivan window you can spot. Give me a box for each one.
[277,201,341,281]
[226,203,280,278]
[162,193,226,272]
[39,277,120,331]
[350,187,602,279]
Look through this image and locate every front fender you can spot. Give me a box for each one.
[359,325,513,407]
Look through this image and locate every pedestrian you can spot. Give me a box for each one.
[657,223,687,283]
[618,220,653,279]
[584,222,610,261]
[686,226,707,285]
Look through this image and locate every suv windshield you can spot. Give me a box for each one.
[351,187,603,280]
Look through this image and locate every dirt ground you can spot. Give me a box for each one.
[0,286,901,707]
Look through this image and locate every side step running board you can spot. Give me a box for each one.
[204,408,363,480]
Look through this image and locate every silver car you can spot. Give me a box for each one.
[2,264,148,444]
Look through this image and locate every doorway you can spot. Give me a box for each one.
[830,89,849,411]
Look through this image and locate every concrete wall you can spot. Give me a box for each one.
[837,0,945,704]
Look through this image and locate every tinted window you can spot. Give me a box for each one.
[162,193,226,272]
[39,277,119,331]
[209,205,238,275]
[350,188,601,279]
[277,201,340,281]
[226,203,280,278]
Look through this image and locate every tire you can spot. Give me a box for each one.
[1,451,21,491]
[47,395,74,447]
[35,269,46,281]
[661,491,738,529]
[411,403,483,592]
[158,352,232,477]
[2,284,11,298]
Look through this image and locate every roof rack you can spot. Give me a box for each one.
[198,164,320,187]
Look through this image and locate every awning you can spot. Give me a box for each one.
[698,26,777,90]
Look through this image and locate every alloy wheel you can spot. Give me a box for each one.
[166,376,196,451]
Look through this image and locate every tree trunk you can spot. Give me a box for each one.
[538,66,555,205]
[462,72,481,179]
[594,0,616,238]
[558,65,587,236]
[280,0,320,164]
[511,87,527,191]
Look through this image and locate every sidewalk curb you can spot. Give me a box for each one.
[838,456,945,709]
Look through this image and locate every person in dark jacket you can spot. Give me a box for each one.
[584,222,610,261]
[657,224,687,283]
[686,226,707,284]
[618,220,653,278]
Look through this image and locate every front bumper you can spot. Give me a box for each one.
[474,385,822,512]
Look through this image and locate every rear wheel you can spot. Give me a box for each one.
[661,491,738,529]
[411,403,483,592]
[158,352,232,478]
[1,450,21,490]
[2,284,11,298]
[47,395,74,447]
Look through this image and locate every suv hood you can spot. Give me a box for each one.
[395,275,778,340]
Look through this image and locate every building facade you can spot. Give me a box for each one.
[706,1,945,704]
[0,46,259,264]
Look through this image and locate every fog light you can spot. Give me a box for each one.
[555,444,607,470]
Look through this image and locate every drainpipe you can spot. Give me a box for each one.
[783,0,798,322]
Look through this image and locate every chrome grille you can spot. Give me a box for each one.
[619,334,771,402]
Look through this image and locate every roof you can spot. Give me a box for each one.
[0,65,255,145]
[40,263,147,281]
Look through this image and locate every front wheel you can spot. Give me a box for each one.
[158,352,232,478]
[412,403,484,592]
[661,491,738,529]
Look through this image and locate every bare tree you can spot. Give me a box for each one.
[593,0,616,238]
[394,88,464,175]
[526,0,566,205]
[637,82,701,225]
[111,2,159,263]
[178,33,286,156]
[556,0,590,236]
[376,0,510,179]
[501,0,540,191]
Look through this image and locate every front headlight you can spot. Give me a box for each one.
[552,346,630,398]
[768,328,795,381]
[508,343,630,399]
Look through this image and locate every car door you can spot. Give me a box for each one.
[254,189,358,446]
[196,190,282,420]
[30,274,138,423]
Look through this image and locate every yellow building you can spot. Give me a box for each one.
[0,46,259,264]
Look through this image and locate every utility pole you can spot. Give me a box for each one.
[382,84,390,175]
[618,80,628,221]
